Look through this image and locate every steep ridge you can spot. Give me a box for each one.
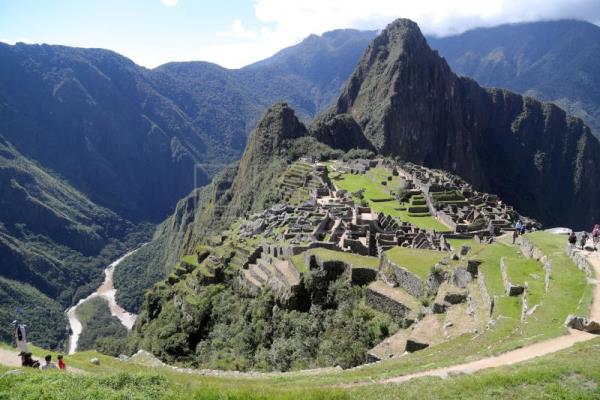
[314,19,600,229]
[429,19,600,137]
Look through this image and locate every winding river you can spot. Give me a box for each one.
[66,245,145,354]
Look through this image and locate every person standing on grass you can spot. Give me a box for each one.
[568,231,577,252]
[512,229,518,244]
[40,354,57,370]
[57,354,66,370]
[580,232,589,250]
[515,221,523,236]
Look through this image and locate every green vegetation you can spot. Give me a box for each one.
[0,277,67,350]
[385,247,447,279]
[292,248,380,274]
[75,297,128,355]
[131,278,396,372]
[331,168,450,231]
[114,237,170,314]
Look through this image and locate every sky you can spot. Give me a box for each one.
[1,0,599,69]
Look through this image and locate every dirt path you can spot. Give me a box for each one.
[376,248,600,385]
[0,348,22,368]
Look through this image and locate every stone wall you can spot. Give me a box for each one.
[540,255,552,293]
[500,257,525,296]
[519,237,545,260]
[243,247,263,268]
[477,271,493,317]
[568,248,593,277]
[365,287,414,322]
[379,253,424,297]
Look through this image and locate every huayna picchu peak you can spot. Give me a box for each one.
[315,18,600,229]
[3,8,600,399]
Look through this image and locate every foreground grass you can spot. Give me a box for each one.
[2,338,600,399]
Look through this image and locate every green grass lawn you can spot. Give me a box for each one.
[503,257,545,307]
[385,247,447,279]
[292,248,380,274]
[332,171,451,231]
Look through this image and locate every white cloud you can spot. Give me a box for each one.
[161,0,178,6]
[197,0,600,68]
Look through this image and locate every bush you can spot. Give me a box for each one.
[342,148,375,160]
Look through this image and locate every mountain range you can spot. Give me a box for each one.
[429,19,600,137]
[2,18,600,349]
[0,29,376,347]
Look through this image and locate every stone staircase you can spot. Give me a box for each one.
[241,254,301,293]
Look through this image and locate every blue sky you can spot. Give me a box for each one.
[1,0,599,69]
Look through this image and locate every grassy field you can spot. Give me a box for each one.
[330,168,450,231]
[385,247,447,279]
[292,248,380,274]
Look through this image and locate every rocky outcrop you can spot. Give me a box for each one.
[565,315,600,334]
[313,18,600,229]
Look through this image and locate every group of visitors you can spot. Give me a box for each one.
[568,224,600,251]
[12,320,67,371]
[511,220,527,244]
[19,352,66,370]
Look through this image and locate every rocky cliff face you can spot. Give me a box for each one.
[315,19,600,228]
[429,20,600,137]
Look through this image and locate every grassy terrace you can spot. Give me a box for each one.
[0,233,593,399]
[503,257,545,307]
[384,247,447,279]
[180,255,213,276]
[330,166,451,231]
[291,248,379,274]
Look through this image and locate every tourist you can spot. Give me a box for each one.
[57,354,66,370]
[512,229,518,244]
[19,352,40,369]
[592,224,600,250]
[568,231,577,252]
[40,354,57,370]
[580,232,589,250]
[12,321,28,353]
[515,221,523,236]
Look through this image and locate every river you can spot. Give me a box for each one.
[66,245,145,354]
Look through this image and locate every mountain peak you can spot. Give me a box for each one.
[252,102,307,144]
[318,19,600,228]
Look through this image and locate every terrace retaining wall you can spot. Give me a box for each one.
[379,253,424,298]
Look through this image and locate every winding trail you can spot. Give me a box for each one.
[67,246,145,355]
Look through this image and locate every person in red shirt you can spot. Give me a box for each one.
[57,354,66,370]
